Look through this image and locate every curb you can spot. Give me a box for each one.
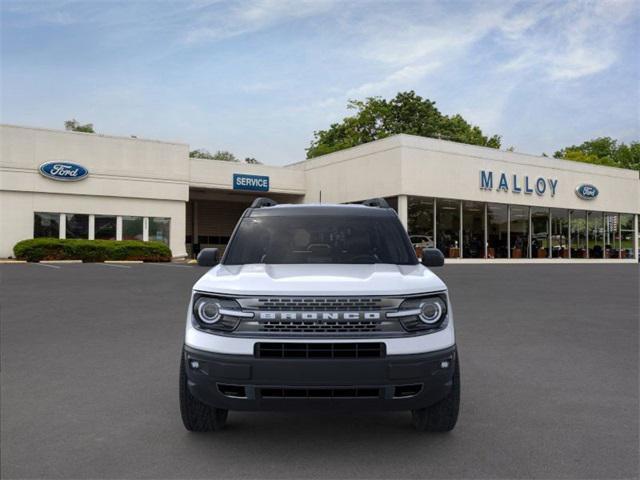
[40,260,83,264]
[104,260,144,264]
[0,259,27,264]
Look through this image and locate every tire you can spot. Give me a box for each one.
[411,356,460,432]
[179,352,228,432]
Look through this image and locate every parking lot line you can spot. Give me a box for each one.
[33,263,61,269]
[97,263,131,269]
[150,263,194,268]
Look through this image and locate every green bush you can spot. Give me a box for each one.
[13,238,172,262]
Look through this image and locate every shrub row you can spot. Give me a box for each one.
[13,238,172,262]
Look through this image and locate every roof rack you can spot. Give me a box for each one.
[250,197,278,208]
[361,198,391,208]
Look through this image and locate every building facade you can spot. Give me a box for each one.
[1,124,638,262]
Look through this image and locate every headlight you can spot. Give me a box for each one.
[195,298,221,324]
[418,297,446,324]
[192,294,252,331]
[386,294,448,332]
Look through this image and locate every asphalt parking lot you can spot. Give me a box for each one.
[1,263,638,479]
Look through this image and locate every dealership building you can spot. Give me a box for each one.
[1,124,638,262]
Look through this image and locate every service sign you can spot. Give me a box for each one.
[39,161,89,182]
[233,173,269,192]
[575,184,599,200]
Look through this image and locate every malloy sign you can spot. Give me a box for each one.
[480,170,558,197]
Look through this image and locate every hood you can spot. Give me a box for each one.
[193,263,446,296]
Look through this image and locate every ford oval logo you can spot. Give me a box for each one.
[39,161,89,182]
[575,184,598,200]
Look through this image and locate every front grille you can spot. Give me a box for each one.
[260,387,381,398]
[255,342,385,359]
[260,319,382,334]
[243,297,389,311]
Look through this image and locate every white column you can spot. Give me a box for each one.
[397,195,408,231]
[634,214,639,260]
[459,201,463,258]
[143,217,149,242]
[528,208,532,259]
[483,203,488,259]
[193,201,199,241]
[88,215,95,240]
[433,199,437,249]
[568,211,572,259]
[116,216,123,241]
[59,214,66,239]
[507,205,511,259]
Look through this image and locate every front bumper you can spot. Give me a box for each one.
[183,344,457,411]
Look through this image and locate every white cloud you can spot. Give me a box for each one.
[183,0,337,43]
[347,63,440,97]
[498,0,637,80]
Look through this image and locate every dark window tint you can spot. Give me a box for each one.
[122,216,143,241]
[34,212,59,238]
[95,215,116,240]
[66,214,89,239]
[149,217,170,245]
[224,215,417,265]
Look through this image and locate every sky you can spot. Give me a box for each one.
[1,0,639,165]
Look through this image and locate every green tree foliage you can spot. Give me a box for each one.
[554,137,640,171]
[189,149,239,162]
[306,91,501,158]
[64,119,94,133]
[244,157,262,164]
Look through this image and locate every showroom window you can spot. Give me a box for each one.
[34,212,60,238]
[620,214,635,259]
[95,215,117,240]
[122,216,143,241]
[65,214,89,239]
[531,207,550,259]
[604,213,620,258]
[149,217,170,245]
[509,206,529,258]
[436,199,461,258]
[487,203,508,259]
[570,210,587,258]
[462,201,484,258]
[588,211,604,258]
[407,196,434,253]
[551,209,569,258]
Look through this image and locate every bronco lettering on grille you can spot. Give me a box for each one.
[258,312,381,321]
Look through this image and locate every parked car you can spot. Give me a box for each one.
[180,198,459,432]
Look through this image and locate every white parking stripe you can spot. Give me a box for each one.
[34,263,61,269]
[98,263,131,269]
[149,263,193,268]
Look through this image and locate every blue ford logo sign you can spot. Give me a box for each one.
[233,173,269,192]
[39,161,89,182]
[575,184,598,200]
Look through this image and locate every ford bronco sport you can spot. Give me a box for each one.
[180,198,459,432]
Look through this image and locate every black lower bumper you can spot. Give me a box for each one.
[183,344,457,411]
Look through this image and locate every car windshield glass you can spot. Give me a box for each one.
[223,214,418,265]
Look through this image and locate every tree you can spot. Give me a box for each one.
[189,149,239,162]
[306,91,501,158]
[244,157,262,164]
[554,137,639,171]
[64,119,94,133]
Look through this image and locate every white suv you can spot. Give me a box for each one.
[180,198,459,432]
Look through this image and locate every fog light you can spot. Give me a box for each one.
[189,360,200,369]
[440,360,450,369]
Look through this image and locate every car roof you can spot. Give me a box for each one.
[247,203,397,218]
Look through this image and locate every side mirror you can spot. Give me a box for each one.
[421,248,445,267]
[197,248,220,267]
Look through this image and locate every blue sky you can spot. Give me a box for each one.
[2,0,638,165]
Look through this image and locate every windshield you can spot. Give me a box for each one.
[223,214,418,265]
